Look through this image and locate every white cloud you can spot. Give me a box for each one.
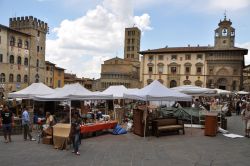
[46,0,151,78]
[135,0,250,12]
[236,42,250,65]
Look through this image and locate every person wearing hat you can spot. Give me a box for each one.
[0,105,14,143]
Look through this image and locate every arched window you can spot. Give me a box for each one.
[10,36,15,46]
[195,80,203,87]
[25,41,29,49]
[9,55,14,64]
[24,58,28,66]
[9,74,14,83]
[18,39,22,48]
[35,74,39,83]
[36,59,39,67]
[17,56,22,65]
[17,74,21,82]
[0,73,6,83]
[24,75,28,83]
[183,80,191,85]
[170,80,177,88]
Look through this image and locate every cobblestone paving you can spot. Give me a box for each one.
[0,114,249,166]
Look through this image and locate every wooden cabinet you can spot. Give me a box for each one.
[204,112,218,136]
[133,109,144,137]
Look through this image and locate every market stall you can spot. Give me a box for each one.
[124,80,192,137]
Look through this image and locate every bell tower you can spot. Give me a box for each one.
[214,14,235,48]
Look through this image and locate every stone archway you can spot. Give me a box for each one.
[217,78,227,90]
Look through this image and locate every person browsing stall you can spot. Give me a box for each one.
[22,106,36,141]
[0,105,14,143]
[70,113,82,155]
[241,102,250,138]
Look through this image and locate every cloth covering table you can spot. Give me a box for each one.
[80,121,117,134]
[53,123,71,150]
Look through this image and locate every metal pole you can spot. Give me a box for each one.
[69,100,71,124]
[144,100,148,139]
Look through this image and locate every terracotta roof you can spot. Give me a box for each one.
[140,46,248,54]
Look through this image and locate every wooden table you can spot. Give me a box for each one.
[80,121,117,134]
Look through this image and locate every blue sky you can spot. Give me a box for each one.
[1,0,250,78]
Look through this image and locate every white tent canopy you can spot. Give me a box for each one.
[8,83,55,99]
[214,88,231,95]
[34,83,113,101]
[237,91,249,95]
[124,80,192,101]
[171,85,217,96]
[101,85,128,99]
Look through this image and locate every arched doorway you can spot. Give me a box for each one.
[170,80,177,88]
[217,78,227,90]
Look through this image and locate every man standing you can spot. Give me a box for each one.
[22,106,36,141]
[0,105,14,143]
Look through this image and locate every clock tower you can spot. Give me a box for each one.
[214,15,235,48]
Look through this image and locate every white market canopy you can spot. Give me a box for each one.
[124,80,192,101]
[171,85,217,96]
[214,88,231,95]
[34,83,112,101]
[237,91,249,95]
[8,83,55,99]
[101,85,128,99]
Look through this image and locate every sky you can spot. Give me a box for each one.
[0,0,250,79]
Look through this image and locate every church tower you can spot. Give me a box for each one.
[9,16,48,84]
[214,15,235,48]
[124,27,141,62]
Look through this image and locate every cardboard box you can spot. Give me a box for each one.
[42,136,53,145]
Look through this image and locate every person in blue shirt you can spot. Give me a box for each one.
[22,105,36,141]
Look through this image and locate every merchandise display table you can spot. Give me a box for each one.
[53,123,71,149]
[80,121,117,134]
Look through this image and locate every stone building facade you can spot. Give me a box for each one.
[0,16,48,99]
[140,17,248,91]
[45,61,65,88]
[97,27,141,91]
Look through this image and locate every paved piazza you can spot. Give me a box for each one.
[0,115,249,166]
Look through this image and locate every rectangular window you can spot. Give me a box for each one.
[58,80,61,87]
[171,67,177,74]
[185,54,191,60]
[127,46,130,51]
[185,67,190,73]
[131,54,134,58]
[127,39,130,44]
[148,67,153,73]
[132,39,135,44]
[148,55,153,61]
[50,78,52,84]
[171,55,177,60]
[58,70,61,76]
[37,31,40,37]
[46,77,48,83]
[197,54,203,60]
[0,54,2,62]
[158,55,163,60]
[197,67,202,74]
[37,46,39,52]
[158,66,163,73]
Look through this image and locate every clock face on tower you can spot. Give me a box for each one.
[222,28,228,36]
